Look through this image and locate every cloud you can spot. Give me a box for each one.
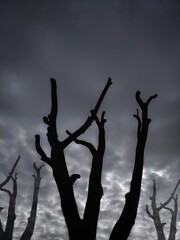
[0,1,179,240]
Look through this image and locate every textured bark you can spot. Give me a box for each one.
[146,179,180,240]
[20,163,44,240]
[0,174,18,240]
[109,91,157,240]
[35,78,112,240]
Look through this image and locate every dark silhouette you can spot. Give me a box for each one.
[109,91,157,240]
[35,78,157,240]
[0,174,17,240]
[0,162,43,240]
[146,179,180,240]
[35,78,112,240]
[0,156,20,240]
[67,111,106,239]
[0,156,20,189]
[20,163,44,240]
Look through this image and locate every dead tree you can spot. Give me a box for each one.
[35,78,112,240]
[146,179,180,240]
[0,162,43,240]
[0,174,18,240]
[20,163,44,240]
[0,155,20,239]
[0,156,20,189]
[67,111,106,240]
[163,194,178,240]
[109,91,157,240]
[35,79,159,239]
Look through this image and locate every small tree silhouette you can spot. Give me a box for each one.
[0,161,44,240]
[35,78,157,240]
[20,163,44,240]
[0,156,20,240]
[0,174,18,240]
[109,91,157,240]
[146,179,180,240]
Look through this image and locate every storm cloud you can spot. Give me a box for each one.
[0,1,180,239]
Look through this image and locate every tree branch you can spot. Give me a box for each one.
[35,135,51,165]
[133,109,141,138]
[4,174,18,240]
[146,205,154,219]
[20,163,44,240]
[110,91,157,240]
[83,112,106,239]
[0,156,20,188]
[158,179,180,211]
[62,78,112,148]
[66,130,96,155]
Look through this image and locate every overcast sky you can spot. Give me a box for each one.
[0,1,180,240]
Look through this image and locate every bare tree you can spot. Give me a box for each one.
[20,163,44,240]
[0,155,20,240]
[35,79,157,240]
[0,174,17,240]
[146,179,180,240]
[0,162,44,240]
[109,91,157,240]
[163,194,178,240]
[35,78,112,239]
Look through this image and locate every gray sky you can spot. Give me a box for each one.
[0,1,180,239]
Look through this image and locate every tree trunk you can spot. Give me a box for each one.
[20,163,44,240]
[110,91,157,240]
[35,78,112,240]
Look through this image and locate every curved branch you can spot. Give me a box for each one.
[35,135,51,165]
[0,187,11,197]
[70,174,81,185]
[66,130,96,155]
[146,205,154,219]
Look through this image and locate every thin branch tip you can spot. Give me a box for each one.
[50,78,56,84]
[108,77,113,84]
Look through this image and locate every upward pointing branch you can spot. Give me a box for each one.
[0,174,18,240]
[110,91,157,240]
[146,179,180,240]
[20,163,44,240]
[0,156,20,188]
[158,179,180,211]
[62,78,112,148]
[35,78,112,240]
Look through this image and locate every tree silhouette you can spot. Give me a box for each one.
[0,156,20,189]
[35,78,112,240]
[109,91,157,240]
[0,161,44,240]
[146,179,180,240]
[0,174,17,240]
[20,163,44,240]
[35,78,157,240]
[0,156,20,240]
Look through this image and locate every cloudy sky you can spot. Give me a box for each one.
[0,1,180,239]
